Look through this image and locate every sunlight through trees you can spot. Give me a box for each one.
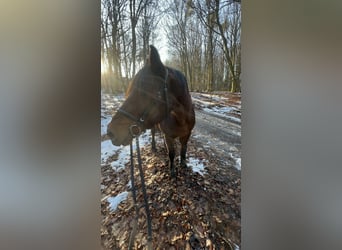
[101,0,241,93]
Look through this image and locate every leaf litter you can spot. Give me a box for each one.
[101,136,240,249]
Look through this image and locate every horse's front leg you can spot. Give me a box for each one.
[164,135,176,177]
[180,134,190,168]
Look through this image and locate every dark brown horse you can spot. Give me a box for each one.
[107,45,195,177]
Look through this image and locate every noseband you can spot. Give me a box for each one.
[118,69,169,136]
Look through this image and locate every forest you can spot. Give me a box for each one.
[101,0,241,93]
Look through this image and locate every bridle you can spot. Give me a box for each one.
[118,68,169,137]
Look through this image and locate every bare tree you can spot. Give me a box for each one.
[101,0,158,92]
[101,0,241,93]
[129,0,151,75]
[214,0,241,92]
[191,0,241,92]
[101,0,128,92]
[136,0,163,70]
[165,0,202,90]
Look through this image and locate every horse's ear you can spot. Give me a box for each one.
[149,45,165,77]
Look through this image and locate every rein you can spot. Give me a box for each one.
[128,125,153,250]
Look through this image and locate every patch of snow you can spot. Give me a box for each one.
[102,103,115,110]
[226,115,241,124]
[110,94,124,102]
[127,180,132,189]
[191,97,214,107]
[188,157,207,176]
[229,152,241,171]
[107,191,129,211]
[101,116,111,136]
[101,139,131,170]
[203,107,241,124]
[217,106,235,113]
[101,140,118,163]
[110,148,130,171]
[235,157,241,170]
[101,130,153,169]
[203,106,235,114]
[198,93,228,101]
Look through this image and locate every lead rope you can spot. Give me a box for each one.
[128,126,153,250]
[128,141,139,250]
[135,134,153,250]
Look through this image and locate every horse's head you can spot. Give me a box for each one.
[107,45,169,146]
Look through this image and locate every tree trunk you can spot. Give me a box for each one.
[207,27,214,92]
[131,23,137,76]
[215,0,240,92]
